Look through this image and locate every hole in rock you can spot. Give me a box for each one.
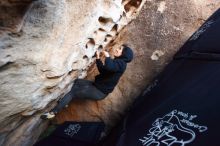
[0,0,33,32]
[83,55,89,59]
[98,45,103,51]
[0,61,15,72]
[106,34,113,38]
[110,24,118,35]
[104,34,113,42]
[124,0,142,12]
[93,28,107,44]
[83,55,89,62]
[85,38,95,49]
[98,28,106,32]
[98,16,114,25]
[94,28,106,36]
[109,40,114,44]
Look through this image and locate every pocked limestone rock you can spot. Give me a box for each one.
[0,0,146,145]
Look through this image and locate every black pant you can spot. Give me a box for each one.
[51,79,107,113]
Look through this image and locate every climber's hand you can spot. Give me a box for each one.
[96,51,100,59]
[103,51,110,57]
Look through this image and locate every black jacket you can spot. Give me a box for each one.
[94,47,133,94]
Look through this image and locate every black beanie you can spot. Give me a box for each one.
[120,46,134,63]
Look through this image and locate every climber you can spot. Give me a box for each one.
[41,45,134,119]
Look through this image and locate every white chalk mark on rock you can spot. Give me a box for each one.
[151,50,165,60]
[157,1,166,13]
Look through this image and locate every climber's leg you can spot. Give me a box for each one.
[51,91,74,114]
[40,79,101,120]
[74,84,107,100]
[40,88,76,120]
[67,78,107,100]
[51,79,95,113]
[74,78,93,86]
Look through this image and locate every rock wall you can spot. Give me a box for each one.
[0,0,146,145]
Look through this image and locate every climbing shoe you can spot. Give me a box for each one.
[40,112,55,120]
